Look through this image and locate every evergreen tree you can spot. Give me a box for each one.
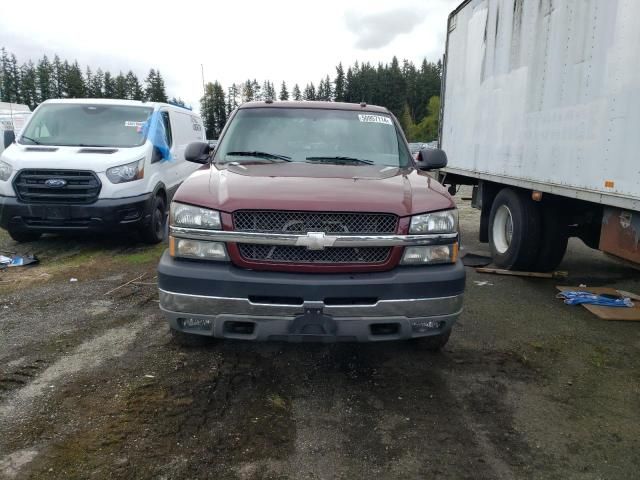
[0,48,19,102]
[103,71,116,98]
[201,81,227,138]
[334,63,345,102]
[52,55,65,98]
[85,67,93,97]
[344,67,354,103]
[292,84,301,101]
[126,71,144,100]
[20,61,38,109]
[241,80,254,102]
[145,69,167,102]
[66,61,85,98]
[37,55,53,101]
[88,68,104,98]
[303,83,316,101]
[114,72,128,99]
[252,79,261,101]
[279,81,289,101]
[227,83,240,113]
[169,97,186,107]
[316,75,332,101]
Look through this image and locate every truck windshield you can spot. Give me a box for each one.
[19,104,153,148]
[215,108,411,167]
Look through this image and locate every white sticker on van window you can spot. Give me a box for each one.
[125,121,145,128]
[358,114,392,125]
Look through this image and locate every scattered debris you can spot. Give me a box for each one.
[556,286,640,321]
[462,253,492,267]
[557,291,634,308]
[0,254,39,269]
[144,374,155,379]
[473,280,494,286]
[69,278,78,283]
[476,268,568,279]
[104,273,146,296]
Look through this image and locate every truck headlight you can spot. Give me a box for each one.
[106,159,144,184]
[0,160,12,181]
[170,202,221,230]
[410,209,458,234]
[170,237,228,261]
[401,244,458,265]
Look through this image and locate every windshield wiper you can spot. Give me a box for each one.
[306,156,374,165]
[19,135,41,145]
[226,151,292,162]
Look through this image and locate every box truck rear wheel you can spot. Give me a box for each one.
[489,188,541,270]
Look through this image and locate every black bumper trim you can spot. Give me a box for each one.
[0,193,155,232]
[157,251,466,301]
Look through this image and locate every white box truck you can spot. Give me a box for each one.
[0,102,31,156]
[0,99,205,243]
[440,0,640,271]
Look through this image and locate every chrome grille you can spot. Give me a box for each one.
[233,211,397,234]
[238,244,391,264]
[13,169,101,204]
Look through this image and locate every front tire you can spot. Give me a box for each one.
[8,229,42,243]
[489,188,541,270]
[140,195,166,244]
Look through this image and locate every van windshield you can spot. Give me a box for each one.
[19,104,153,148]
[215,108,411,167]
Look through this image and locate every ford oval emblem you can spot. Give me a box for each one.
[45,178,67,188]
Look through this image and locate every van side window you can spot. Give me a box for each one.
[161,111,173,148]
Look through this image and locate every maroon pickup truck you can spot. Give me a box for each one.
[158,101,464,350]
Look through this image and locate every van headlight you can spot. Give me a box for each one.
[170,202,221,230]
[106,159,144,184]
[409,209,458,234]
[0,160,12,181]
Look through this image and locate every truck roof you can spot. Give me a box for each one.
[238,100,390,114]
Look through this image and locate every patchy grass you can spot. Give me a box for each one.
[117,244,165,266]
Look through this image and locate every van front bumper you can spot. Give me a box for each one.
[0,193,154,233]
[158,252,465,342]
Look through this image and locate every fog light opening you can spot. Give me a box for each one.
[224,321,256,335]
[179,317,212,331]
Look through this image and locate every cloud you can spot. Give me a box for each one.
[345,7,427,50]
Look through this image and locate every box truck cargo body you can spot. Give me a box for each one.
[440,0,640,270]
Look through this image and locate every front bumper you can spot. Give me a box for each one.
[158,252,465,342]
[0,193,154,233]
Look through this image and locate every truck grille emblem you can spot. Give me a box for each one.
[44,178,67,188]
[296,232,335,250]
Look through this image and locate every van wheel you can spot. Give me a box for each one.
[170,328,214,347]
[140,195,166,244]
[8,229,42,243]
[489,188,541,270]
[533,205,568,272]
[413,330,451,352]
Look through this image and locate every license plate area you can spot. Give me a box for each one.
[289,308,337,337]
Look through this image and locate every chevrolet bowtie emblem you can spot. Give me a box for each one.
[296,232,336,250]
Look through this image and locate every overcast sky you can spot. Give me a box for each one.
[0,0,460,109]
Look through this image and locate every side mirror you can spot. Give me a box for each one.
[415,147,447,171]
[3,130,16,149]
[185,141,211,164]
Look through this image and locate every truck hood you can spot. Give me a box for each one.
[174,162,455,217]
[0,143,148,173]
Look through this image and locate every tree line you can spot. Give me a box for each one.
[201,56,442,142]
[0,47,175,109]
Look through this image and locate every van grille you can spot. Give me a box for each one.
[13,169,101,204]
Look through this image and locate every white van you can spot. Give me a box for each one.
[0,99,205,243]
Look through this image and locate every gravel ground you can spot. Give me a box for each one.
[0,193,639,479]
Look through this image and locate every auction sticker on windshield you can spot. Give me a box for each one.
[358,114,393,125]
[125,121,146,128]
